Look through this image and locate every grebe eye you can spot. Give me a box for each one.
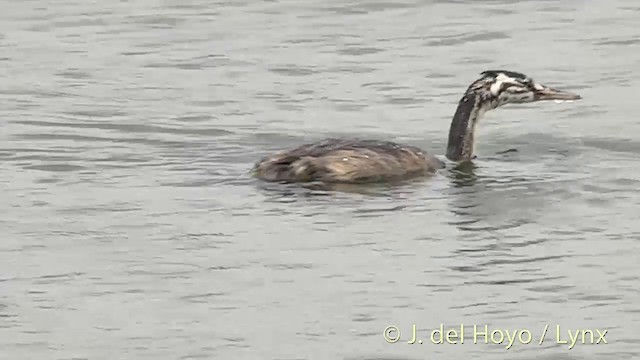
[524,78,535,88]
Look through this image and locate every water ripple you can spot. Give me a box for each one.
[1,0,639,359]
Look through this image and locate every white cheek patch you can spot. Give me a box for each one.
[490,81,503,96]
[490,73,518,96]
[495,73,512,82]
[534,83,544,91]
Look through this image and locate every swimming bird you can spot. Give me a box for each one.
[252,70,581,183]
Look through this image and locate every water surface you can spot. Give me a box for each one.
[1,0,639,359]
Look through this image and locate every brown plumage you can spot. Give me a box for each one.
[252,138,445,183]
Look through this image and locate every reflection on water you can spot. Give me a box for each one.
[1,0,640,359]
[447,161,479,188]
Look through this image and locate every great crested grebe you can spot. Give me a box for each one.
[252,70,581,183]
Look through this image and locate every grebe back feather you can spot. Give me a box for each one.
[252,138,445,183]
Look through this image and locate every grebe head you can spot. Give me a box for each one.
[445,70,581,162]
[470,70,582,110]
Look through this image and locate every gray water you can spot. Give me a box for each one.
[1,0,639,359]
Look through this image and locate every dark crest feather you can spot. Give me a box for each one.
[480,70,528,80]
